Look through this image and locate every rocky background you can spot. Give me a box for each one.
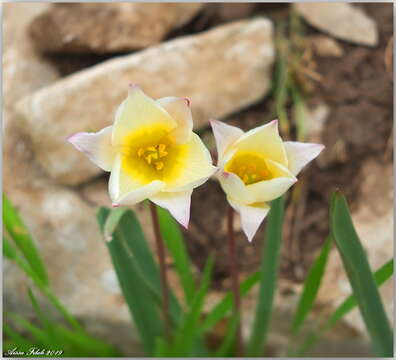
[3,2,393,357]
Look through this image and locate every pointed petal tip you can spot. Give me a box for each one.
[209,118,221,126]
[66,132,85,151]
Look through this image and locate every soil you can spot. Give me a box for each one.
[186,2,393,289]
[41,3,393,289]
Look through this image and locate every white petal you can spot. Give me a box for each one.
[210,119,244,164]
[284,141,325,176]
[109,155,164,205]
[228,198,270,242]
[156,97,193,144]
[233,120,288,167]
[150,189,193,229]
[218,171,254,204]
[164,133,217,192]
[67,126,115,171]
[112,85,176,146]
[247,160,297,202]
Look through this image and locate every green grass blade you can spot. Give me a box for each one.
[3,194,49,286]
[295,258,394,356]
[200,270,260,333]
[4,235,83,333]
[172,255,214,356]
[97,207,163,355]
[290,81,307,142]
[291,236,332,335]
[3,323,35,349]
[214,314,239,357]
[8,313,50,345]
[247,196,285,356]
[27,287,61,348]
[157,206,196,305]
[103,207,181,324]
[330,191,393,357]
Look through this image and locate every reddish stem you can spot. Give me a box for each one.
[227,205,244,355]
[150,202,171,339]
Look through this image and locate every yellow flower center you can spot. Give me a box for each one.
[225,152,273,185]
[119,125,188,184]
[137,143,169,171]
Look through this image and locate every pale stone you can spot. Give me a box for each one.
[15,18,274,185]
[294,3,378,47]
[317,159,393,335]
[29,3,204,54]
[308,35,344,57]
[3,3,59,111]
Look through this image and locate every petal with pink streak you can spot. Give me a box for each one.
[210,119,244,164]
[67,126,115,171]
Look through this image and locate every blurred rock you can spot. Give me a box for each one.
[317,159,393,335]
[294,3,378,47]
[3,3,59,111]
[29,3,203,54]
[308,35,344,57]
[15,18,275,185]
[217,3,256,21]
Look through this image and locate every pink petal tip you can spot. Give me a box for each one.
[112,203,120,208]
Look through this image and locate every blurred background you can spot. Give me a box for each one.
[3,2,393,356]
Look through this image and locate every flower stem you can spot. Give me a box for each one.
[149,202,171,339]
[227,205,244,356]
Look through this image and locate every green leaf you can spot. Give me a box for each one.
[172,255,214,356]
[200,270,260,333]
[102,207,181,324]
[296,259,394,356]
[157,206,196,305]
[330,191,393,357]
[3,194,49,286]
[291,236,332,335]
[247,196,285,356]
[97,207,163,355]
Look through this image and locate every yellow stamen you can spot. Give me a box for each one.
[155,161,164,170]
[137,148,144,157]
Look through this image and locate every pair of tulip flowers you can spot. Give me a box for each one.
[68,86,324,242]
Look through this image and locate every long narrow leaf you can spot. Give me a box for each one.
[248,196,285,356]
[330,191,393,357]
[3,194,49,286]
[157,206,196,305]
[291,236,332,335]
[97,208,163,355]
[103,207,181,323]
[296,258,394,356]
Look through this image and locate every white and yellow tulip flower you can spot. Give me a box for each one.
[211,119,324,242]
[68,85,217,228]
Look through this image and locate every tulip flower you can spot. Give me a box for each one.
[211,119,324,242]
[68,85,217,228]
